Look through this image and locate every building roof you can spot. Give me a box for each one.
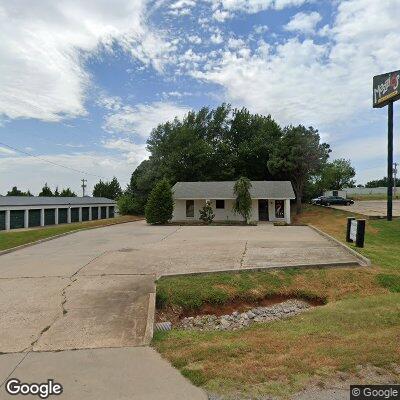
[172,181,295,200]
[0,196,116,207]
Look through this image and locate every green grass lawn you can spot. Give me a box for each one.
[0,215,142,251]
[153,206,400,398]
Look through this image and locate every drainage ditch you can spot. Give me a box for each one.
[155,294,326,332]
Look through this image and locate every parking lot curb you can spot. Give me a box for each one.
[308,224,371,266]
[144,292,156,345]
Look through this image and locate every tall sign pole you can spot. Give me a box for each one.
[387,102,393,220]
[373,69,400,221]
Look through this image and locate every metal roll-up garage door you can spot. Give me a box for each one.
[0,211,5,230]
[44,209,55,225]
[71,207,80,222]
[82,207,89,221]
[10,210,25,229]
[109,206,115,218]
[101,206,107,219]
[58,208,68,224]
[91,207,98,220]
[29,210,41,227]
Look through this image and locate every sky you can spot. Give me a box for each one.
[0,0,399,195]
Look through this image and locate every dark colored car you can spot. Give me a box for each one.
[318,196,354,206]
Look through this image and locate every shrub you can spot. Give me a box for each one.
[199,201,215,224]
[233,177,252,223]
[145,178,174,224]
[117,194,136,215]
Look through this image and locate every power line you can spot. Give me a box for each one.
[0,142,107,179]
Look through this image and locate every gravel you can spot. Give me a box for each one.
[178,299,311,331]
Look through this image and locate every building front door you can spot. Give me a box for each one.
[258,199,269,221]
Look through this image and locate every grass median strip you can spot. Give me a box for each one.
[0,215,142,251]
[153,206,400,398]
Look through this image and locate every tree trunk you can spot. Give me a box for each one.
[296,195,302,214]
[294,181,303,214]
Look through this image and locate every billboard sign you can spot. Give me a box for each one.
[373,70,400,108]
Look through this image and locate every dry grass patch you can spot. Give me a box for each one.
[154,294,400,398]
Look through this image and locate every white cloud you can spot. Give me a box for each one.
[188,35,202,44]
[211,33,224,44]
[102,138,149,165]
[213,9,231,22]
[285,11,322,34]
[254,25,269,34]
[0,146,17,156]
[208,0,309,15]
[0,152,139,195]
[0,0,173,121]
[103,101,190,137]
[192,0,400,128]
[170,0,195,9]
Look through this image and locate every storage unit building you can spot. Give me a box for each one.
[0,196,117,231]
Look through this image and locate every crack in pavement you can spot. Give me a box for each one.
[240,241,248,268]
[0,352,29,388]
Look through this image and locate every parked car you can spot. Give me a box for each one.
[319,196,354,206]
[311,196,324,205]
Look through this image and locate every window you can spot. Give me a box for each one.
[186,200,194,218]
[216,200,225,209]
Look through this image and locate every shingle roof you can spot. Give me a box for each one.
[0,196,116,207]
[172,181,295,199]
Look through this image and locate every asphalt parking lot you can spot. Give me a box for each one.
[329,200,400,217]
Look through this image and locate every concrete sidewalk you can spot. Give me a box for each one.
[0,347,207,400]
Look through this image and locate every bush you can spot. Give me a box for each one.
[199,201,215,224]
[233,177,252,223]
[117,194,136,215]
[145,178,174,224]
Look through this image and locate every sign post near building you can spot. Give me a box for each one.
[373,69,400,221]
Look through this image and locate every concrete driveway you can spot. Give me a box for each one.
[0,221,364,399]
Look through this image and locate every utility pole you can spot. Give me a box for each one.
[81,178,87,197]
[394,162,398,199]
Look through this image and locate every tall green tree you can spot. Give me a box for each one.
[268,125,330,213]
[319,159,356,190]
[54,186,60,197]
[145,179,174,224]
[233,177,252,223]
[39,183,53,197]
[6,186,32,196]
[132,104,281,212]
[127,159,162,214]
[60,188,76,197]
[92,177,122,200]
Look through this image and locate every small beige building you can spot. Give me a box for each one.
[172,181,295,224]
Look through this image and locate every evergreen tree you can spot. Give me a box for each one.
[60,188,77,197]
[233,177,252,223]
[93,177,122,200]
[6,186,32,196]
[145,179,173,224]
[38,183,53,197]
